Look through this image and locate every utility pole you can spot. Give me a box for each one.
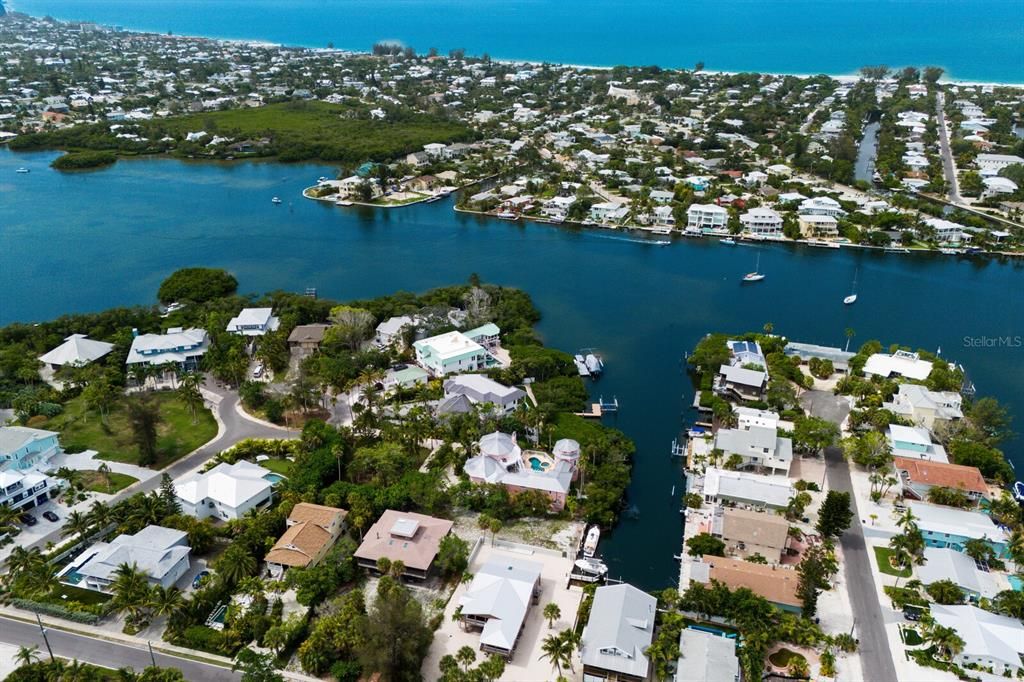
[148,640,157,668]
[35,612,54,662]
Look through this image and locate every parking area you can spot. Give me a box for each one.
[422,539,584,681]
[0,498,67,557]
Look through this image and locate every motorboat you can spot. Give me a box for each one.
[720,238,736,245]
[584,353,604,376]
[15,167,29,173]
[573,354,590,377]
[583,525,601,557]
[336,199,353,206]
[424,194,444,203]
[271,196,282,204]
[573,558,608,577]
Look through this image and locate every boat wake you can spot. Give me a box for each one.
[593,234,671,246]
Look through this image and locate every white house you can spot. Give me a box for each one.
[686,204,728,230]
[126,327,209,373]
[713,425,793,475]
[589,202,629,223]
[374,315,417,348]
[887,424,948,462]
[38,334,114,370]
[739,207,783,236]
[457,557,542,659]
[675,629,740,682]
[226,308,280,337]
[924,217,968,244]
[798,214,839,238]
[413,331,489,377]
[882,384,963,431]
[699,468,794,510]
[63,526,191,592]
[916,548,1000,601]
[930,604,1024,675]
[174,460,277,521]
[863,350,934,381]
[976,154,1024,176]
[442,374,526,415]
[799,196,847,218]
[580,584,657,682]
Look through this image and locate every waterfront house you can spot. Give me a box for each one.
[353,510,454,580]
[649,189,674,204]
[799,196,847,218]
[699,468,794,510]
[126,327,209,374]
[727,339,765,367]
[916,548,1000,602]
[894,457,986,505]
[226,308,280,337]
[714,508,790,562]
[287,324,329,354]
[883,384,963,432]
[442,375,526,415]
[38,334,114,370]
[863,350,934,381]
[739,207,783,237]
[64,526,190,592]
[374,315,417,349]
[463,433,578,511]
[0,426,61,471]
[715,364,767,401]
[907,501,1009,558]
[414,331,489,377]
[930,605,1024,675]
[783,342,854,373]
[580,583,657,682]
[887,424,948,463]
[541,195,575,220]
[713,425,793,475]
[686,204,728,231]
[691,555,800,612]
[457,556,542,660]
[924,217,969,244]
[383,366,430,391]
[589,201,629,224]
[265,503,347,575]
[675,629,740,682]
[798,214,839,238]
[174,460,277,521]
[463,323,501,351]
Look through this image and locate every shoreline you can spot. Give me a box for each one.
[4,4,1024,89]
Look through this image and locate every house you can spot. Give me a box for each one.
[975,154,1024,176]
[413,331,489,376]
[715,364,767,401]
[589,201,629,223]
[699,468,794,510]
[0,468,62,512]
[783,342,854,373]
[374,315,416,348]
[930,604,1024,675]
[727,339,765,367]
[463,323,501,351]
[799,196,847,218]
[887,424,948,463]
[714,508,789,561]
[174,460,277,521]
[442,375,526,415]
[690,555,801,612]
[226,308,280,336]
[0,426,62,471]
[265,503,347,574]
[713,425,793,475]
[38,334,114,370]
[383,365,430,391]
[423,142,447,159]
[580,584,657,682]
[863,350,934,381]
[463,433,578,511]
[739,207,783,236]
[686,204,728,230]
[798,214,839,238]
[883,384,963,431]
[649,189,675,204]
[287,324,329,353]
[894,457,987,505]
[457,557,542,659]
[924,217,968,244]
[916,548,1000,602]
[353,510,454,580]
[126,327,209,373]
[541,195,575,220]
[907,501,1009,558]
[675,629,740,682]
[63,526,190,592]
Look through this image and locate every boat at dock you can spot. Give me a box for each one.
[940,248,963,255]
[720,238,736,245]
[271,196,282,204]
[573,354,590,377]
[583,525,600,557]
[336,199,353,206]
[806,240,840,249]
[424,194,444,203]
[496,211,518,221]
[572,558,609,582]
[585,353,604,376]
[742,253,765,282]
[649,227,672,235]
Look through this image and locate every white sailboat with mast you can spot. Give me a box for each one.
[742,252,765,282]
[844,268,858,305]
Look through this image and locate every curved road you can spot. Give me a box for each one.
[26,378,298,552]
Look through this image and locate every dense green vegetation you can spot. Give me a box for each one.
[11,101,474,164]
[51,150,118,170]
[157,267,238,304]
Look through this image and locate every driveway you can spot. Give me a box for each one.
[800,389,851,426]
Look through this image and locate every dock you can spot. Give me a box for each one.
[575,403,604,419]
[670,438,686,458]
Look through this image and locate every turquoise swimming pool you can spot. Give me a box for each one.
[528,456,550,471]
[1009,575,1023,592]
[263,473,285,484]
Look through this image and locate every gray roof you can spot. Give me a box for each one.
[581,584,657,678]
[74,525,189,583]
[718,364,766,388]
[675,629,740,682]
[38,334,114,367]
[0,426,59,456]
[443,374,525,407]
[917,547,999,599]
[783,341,854,368]
[458,557,541,652]
[436,394,474,415]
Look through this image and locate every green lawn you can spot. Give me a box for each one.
[50,392,216,468]
[874,546,913,578]
[260,458,293,476]
[50,584,111,606]
[81,470,138,494]
[768,648,806,668]
[902,627,924,646]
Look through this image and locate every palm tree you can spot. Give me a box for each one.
[96,462,113,492]
[110,563,153,625]
[62,659,92,682]
[539,632,572,677]
[543,602,561,629]
[15,645,41,667]
[87,500,113,530]
[127,493,165,530]
[149,585,184,619]
[178,372,203,424]
[214,544,257,586]
[844,327,856,352]
[61,510,93,539]
[0,504,20,535]
[927,623,965,661]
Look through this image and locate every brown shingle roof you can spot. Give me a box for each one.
[354,510,453,572]
[288,324,329,343]
[894,457,987,495]
[289,502,347,529]
[265,522,333,568]
[703,556,800,608]
[720,508,789,551]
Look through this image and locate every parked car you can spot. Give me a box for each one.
[42,510,59,522]
[19,513,37,526]
[192,570,211,589]
[252,365,264,379]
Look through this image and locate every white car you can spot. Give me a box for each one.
[252,365,264,379]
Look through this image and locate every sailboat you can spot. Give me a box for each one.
[742,253,765,282]
[843,269,858,305]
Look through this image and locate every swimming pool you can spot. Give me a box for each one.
[1009,575,1023,592]
[528,456,550,471]
[263,473,285,484]
[62,569,84,585]
[687,624,738,639]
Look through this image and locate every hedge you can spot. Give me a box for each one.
[9,598,101,624]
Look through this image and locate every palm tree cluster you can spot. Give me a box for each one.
[888,508,926,568]
[3,545,57,598]
[539,628,579,678]
[108,562,185,630]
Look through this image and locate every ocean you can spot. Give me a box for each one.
[8,0,1024,83]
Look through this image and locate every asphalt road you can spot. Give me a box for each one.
[935,91,963,204]
[26,379,298,552]
[0,615,239,680]
[802,389,898,682]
